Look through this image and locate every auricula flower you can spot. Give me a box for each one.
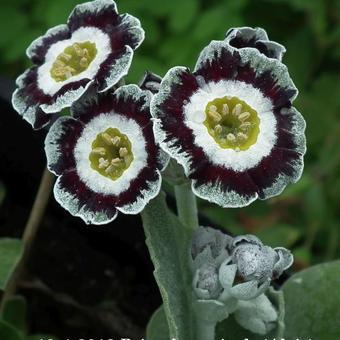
[45,85,167,225]
[151,29,306,207]
[12,0,144,129]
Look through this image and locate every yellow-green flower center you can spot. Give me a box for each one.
[89,128,134,181]
[50,41,97,82]
[204,96,260,151]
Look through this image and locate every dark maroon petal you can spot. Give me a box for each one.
[248,148,302,198]
[45,117,84,175]
[192,164,258,196]
[95,46,133,92]
[16,67,51,105]
[194,41,296,109]
[191,164,259,207]
[67,0,120,33]
[115,166,161,210]
[55,170,118,225]
[194,47,240,83]
[152,67,209,173]
[27,24,71,65]
[250,70,297,109]
[12,68,54,130]
[67,1,144,51]
[225,27,286,61]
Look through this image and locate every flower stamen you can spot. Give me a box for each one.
[204,96,260,151]
[89,128,134,181]
[50,41,97,82]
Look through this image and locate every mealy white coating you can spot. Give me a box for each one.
[53,174,119,225]
[41,80,95,114]
[192,179,259,208]
[117,171,162,214]
[234,294,277,335]
[68,0,118,22]
[44,116,76,175]
[224,26,286,61]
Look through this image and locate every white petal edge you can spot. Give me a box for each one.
[45,116,78,176]
[116,170,162,215]
[11,88,51,129]
[225,26,286,61]
[120,13,145,50]
[53,174,118,225]
[98,45,134,93]
[40,80,94,114]
[225,26,269,42]
[68,0,118,22]
[151,66,196,177]
[192,180,259,208]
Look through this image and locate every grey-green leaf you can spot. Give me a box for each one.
[283,260,340,339]
[141,193,194,340]
[0,238,24,290]
[146,306,170,340]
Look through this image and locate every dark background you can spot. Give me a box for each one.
[0,0,339,338]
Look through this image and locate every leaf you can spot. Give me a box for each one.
[0,320,24,340]
[216,289,284,340]
[1,296,27,334]
[146,306,170,340]
[141,193,195,340]
[283,260,340,339]
[0,239,24,290]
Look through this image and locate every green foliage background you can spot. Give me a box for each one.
[1,0,339,268]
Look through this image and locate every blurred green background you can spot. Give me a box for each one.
[1,0,340,271]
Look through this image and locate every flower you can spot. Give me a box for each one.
[190,226,232,272]
[218,234,293,301]
[225,26,286,61]
[12,0,144,130]
[151,35,306,208]
[190,228,291,333]
[45,85,167,225]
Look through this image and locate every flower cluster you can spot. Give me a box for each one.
[12,0,306,224]
[190,227,293,335]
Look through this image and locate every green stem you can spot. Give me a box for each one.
[1,167,54,310]
[196,321,216,340]
[174,182,199,231]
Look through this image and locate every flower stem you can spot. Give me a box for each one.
[174,182,199,231]
[1,167,54,310]
[196,321,216,340]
